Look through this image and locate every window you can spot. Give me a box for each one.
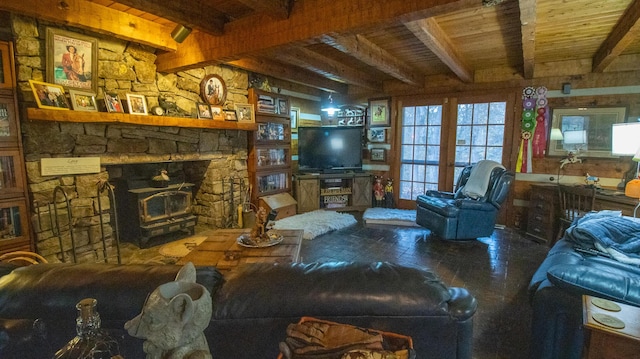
[399,105,442,200]
[453,102,506,185]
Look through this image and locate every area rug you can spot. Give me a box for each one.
[158,235,207,258]
[362,208,420,227]
[271,210,357,240]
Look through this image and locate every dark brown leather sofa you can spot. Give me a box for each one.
[0,261,477,358]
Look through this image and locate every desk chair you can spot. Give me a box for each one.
[556,184,596,243]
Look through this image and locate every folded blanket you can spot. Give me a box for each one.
[566,211,640,265]
[462,160,504,199]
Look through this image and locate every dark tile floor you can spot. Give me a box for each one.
[296,215,550,359]
[121,213,550,359]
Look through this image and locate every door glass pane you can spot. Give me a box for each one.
[454,101,507,187]
[399,105,442,200]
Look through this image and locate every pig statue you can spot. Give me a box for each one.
[125,262,213,359]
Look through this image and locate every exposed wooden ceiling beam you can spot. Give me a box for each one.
[405,17,474,83]
[519,0,537,79]
[321,34,424,87]
[273,46,383,90]
[235,0,292,20]
[592,0,640,73]
[156,0,476,73]
[110,0,226,35]
[227,57,349,93]
[0,0,177,51]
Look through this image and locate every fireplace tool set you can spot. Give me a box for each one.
[33,181,121,263]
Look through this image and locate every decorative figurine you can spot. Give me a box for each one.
[373,176,384,206]
[125,262,213,359]
[384,178,395,208]
[251,206,268,240]
[560,152,582,169]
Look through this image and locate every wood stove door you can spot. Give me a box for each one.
[139,190,192,224]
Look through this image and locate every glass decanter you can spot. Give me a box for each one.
[54,298,123,359]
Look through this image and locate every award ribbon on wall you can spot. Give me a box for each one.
[516,86,548,173]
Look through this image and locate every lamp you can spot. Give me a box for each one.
[171,24,192,43]
[612,122,640,155]
[562,130,587,148]
[550,128,563,141]
[321,94,340,116]
[624,147,640,217]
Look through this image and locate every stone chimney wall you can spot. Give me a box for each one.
[9,15,251,263]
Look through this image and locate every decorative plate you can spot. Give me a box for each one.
[237,232,283,248]
[200,74,227,106]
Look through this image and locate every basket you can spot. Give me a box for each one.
[277,317,415,359]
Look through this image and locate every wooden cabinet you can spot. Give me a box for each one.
[526,184,559,244]
[526,183,639,245]
[0,41,32,254]
[295,173,372,212]
[247,88,292,204]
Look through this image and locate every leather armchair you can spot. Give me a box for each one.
[415,162,514,240]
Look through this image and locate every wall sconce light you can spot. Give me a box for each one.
[171,24,192,43]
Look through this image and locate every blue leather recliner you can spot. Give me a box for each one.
[415,161,514,240]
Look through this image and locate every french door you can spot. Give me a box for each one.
[396,94,514,209]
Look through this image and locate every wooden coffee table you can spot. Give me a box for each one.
[582,295,640,358]
[176,228,303,272]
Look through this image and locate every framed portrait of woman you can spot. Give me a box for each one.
[46,28,98,94]
[200,74,227,106]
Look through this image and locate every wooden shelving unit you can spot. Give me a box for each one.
[247,88,292,204]
[26,108,258,131]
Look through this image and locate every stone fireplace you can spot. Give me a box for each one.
[25,122,249,263]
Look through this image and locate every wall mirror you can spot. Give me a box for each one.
[548,107,627,158]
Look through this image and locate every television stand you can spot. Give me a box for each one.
[294,173,372,213]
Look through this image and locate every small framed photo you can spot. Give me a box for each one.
[210,105,224,120]
[196,102,212,119]
[235,103,255,123]
[371,148,386,162]
[69,90,98,112]
[290,107,300,133]
[277,98,289,115]
[126,94,148,115]
[104,93,124,113]
[224,109,238,121]
[368,128,385,143]
[368,97,391,127]
[29,80,70,110]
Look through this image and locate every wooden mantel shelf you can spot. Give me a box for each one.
[26,108,258,131]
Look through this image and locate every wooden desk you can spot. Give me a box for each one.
[582,295,640,359]
[526,184,638,244]
[176,228,303,271]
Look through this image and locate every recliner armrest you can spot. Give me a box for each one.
[454,199,496,211]
[424,190,455,199]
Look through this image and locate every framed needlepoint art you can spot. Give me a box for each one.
[368,97,391,127]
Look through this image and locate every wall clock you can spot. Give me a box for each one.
[200,74,227,106]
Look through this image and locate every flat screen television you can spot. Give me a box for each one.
[298,127,363,172]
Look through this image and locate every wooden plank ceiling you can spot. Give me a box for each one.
[2,0,640,97]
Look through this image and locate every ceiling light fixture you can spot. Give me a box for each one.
[321,94,340,116]
[171,24,192,43]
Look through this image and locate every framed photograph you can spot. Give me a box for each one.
[196,102,212,119]
[104,93,124,113]
[46,28,98,94]
[224,109,238,121]
[126,94,148,115]
[368,97,391,127]
[368,129,385,143]
[200,74,227,106]
[235,103,255,123]
[290,107,300,133]
[210,105,224,121]
[69,90,97,112]
[371,148,386,162]
[29,80,70,110]
[277,98,289,115]
[548,107,626,158]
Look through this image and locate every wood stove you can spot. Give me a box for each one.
[114,181,197,247]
